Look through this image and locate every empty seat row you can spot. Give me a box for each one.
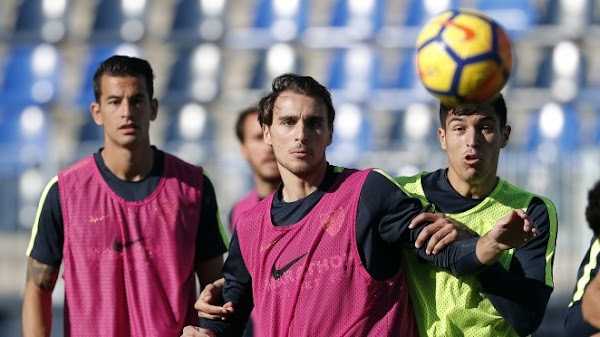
[1,40,598,113]
[3,0,599,46]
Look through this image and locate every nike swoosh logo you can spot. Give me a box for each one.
[272,253,307,280]
[442,20,476,40]
[112,238,144,252]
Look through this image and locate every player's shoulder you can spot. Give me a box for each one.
[395,171,431,185]
[161,149,205,173]
[162,149,196,167]
[499,178,556,209]
[36,175,61,208]
[44,175,59,193]
[368,168,435,194]
[361,168,407,193]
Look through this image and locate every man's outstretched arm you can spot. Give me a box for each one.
[22,257,59,337]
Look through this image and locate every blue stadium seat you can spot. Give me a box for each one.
[403,0,458,27]
[162,102,214,165]
[163,43,223,105]
[74,114,104,159]
[168,0,227,44]
[526,102,581,155]
[249,43,301,90]
[90,0,149,42]
[392,48,420,89]
[0,102,51,231]
[475,0,538,37]
[327,103,372,166]
[77,115,103,143]
[534,41,586,101]
[302,0,388,47]
[0,102,52,174]
[329,0,386,38]
[0,174,20,230]
[226,0,308,48]
[0,43,63,105]
[543,0,593,26]
[11,0,70,44]
[388,102,438,150]
[75,43,144,110]
[253,0,308,40]
[326,45,383,101]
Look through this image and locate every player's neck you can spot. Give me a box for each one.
[446,170,498,199]
[101,144,154,181]
[279,161,327,202]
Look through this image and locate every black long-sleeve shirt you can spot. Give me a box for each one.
[201,165,491,335]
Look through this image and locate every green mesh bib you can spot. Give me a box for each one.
[397,173,541,337]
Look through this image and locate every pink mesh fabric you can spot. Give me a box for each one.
[59,154,203,336]
[237,168,419,337]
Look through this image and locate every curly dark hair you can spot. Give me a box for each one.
[257,73,335,130]
[586,180,600,237]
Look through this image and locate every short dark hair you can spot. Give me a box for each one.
[586,180,600,237]
[439,94,507,129]
[257,73,335,130]
[93,55,155,102]
[235,106,259,143]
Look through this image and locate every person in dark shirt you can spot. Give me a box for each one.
[565,179,600,335]
[22,55,228,337]
[181,74,537,337]
[396,95,558,336]
[228,105,281,233]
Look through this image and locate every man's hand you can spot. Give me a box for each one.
[409,213,478,254]
[195,278,234,320]
[181,325,216,337]
[477,209,537,265]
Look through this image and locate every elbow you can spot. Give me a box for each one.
[510,312,544,337]
[512,323,539,337]
[450,266,470,277]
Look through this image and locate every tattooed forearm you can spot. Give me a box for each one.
[26,258,59,292]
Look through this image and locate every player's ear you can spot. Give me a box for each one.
[91,102,103,125]
[263,124,272,145]
[500,125,511,148]
[438,128,447,151]
[150,98,159,121]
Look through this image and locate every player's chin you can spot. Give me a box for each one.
[288,162,314,176]
[462,167,483,180]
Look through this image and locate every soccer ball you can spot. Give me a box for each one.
[415,9,513,105]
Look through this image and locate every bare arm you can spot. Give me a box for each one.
[22,257,59,337]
